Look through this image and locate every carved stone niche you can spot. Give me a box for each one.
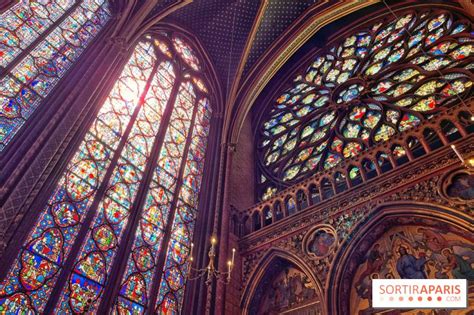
[439,167,474,207]
[302,225,338,260]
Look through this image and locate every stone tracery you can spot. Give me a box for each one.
[257,9,473,200]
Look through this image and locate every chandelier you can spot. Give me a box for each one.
[186,236,236,285]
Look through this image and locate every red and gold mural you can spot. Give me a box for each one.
[248,259,321,315]
[350,225,474,315]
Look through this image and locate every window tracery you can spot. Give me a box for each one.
[0,33,212,315]
[1,0,110,151]
[257,9,473,200]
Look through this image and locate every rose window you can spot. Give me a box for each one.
[257,9,473,200]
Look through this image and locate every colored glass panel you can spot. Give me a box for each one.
[172,36,200,71]
[0,42,153,314]
[155,98,211,314]
[1,0,75,67]
[0,0,110,151]
[111,66,185,314]
[0,32,211,315]
[257,9,473,199]
[55,43,164,314]
[113,85,207,314]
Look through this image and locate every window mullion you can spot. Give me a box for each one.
[96,69,183,313]
[146,84,201,314]
[42,52,158,313]
[0,0,82,78]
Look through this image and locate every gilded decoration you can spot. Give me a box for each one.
[326,208,474,314]
[439,167,474,206]
[239,150,473,302]
[239,140,473,251]
[248,264,321,315]
[349,224,474,314]
[303,225,338,259]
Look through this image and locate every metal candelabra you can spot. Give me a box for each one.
[450,144,474,169]
[185,236,236,286]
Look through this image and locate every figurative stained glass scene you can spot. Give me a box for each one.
[1,2,474,315]
[0,26,212,314]
[257,9,473,200]
[0,0,110,151]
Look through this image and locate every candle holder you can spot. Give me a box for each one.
[451,144,474,169]
[185,236,236,286]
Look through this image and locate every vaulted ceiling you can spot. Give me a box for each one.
[165,0,331,95]
[167,0,260,94]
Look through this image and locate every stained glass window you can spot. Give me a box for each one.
[0,33,212,315]
[0,0,110,151]
[257,9,473,200]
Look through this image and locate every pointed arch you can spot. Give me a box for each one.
[145,22,224,114]
[0,28,217,315]
[240,247,325,315]
[326,202,473,315]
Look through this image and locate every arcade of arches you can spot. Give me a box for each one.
[0,1,473,314]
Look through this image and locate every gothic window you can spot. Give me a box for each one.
[0,33,212,315]
[0,0,110,151]
[257,9,473,200]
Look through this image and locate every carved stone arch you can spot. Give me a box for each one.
[241,248,325,315]
[326,202,473,315]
